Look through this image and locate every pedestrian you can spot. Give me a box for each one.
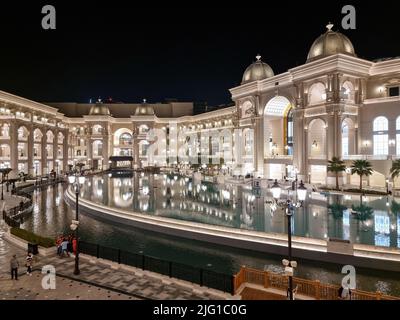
[10,254,19,280]
[61,238,70,257]
[25,252,33,276]
[338,285,352,300]
[72,237,77,256]
[56,235,63,256]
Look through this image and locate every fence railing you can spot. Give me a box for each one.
[233,266,400,300]
[79,241,234,294]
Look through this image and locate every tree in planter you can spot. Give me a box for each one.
[350,160,373,192]
[327,157,346,190]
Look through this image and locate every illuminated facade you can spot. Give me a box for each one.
[1,24,400,188]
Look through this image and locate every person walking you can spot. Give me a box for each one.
[10,255,19,280]
[25,252,33,276]
[61,238,70,257]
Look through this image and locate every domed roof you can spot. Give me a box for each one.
[134,99,155,116]
[307,23,356,62]
[241,55,274,84]
[89,99,111,116]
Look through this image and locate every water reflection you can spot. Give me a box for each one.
[80,174,400,249]
[19,183,400,296]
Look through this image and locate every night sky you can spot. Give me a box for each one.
[0,2,399,110]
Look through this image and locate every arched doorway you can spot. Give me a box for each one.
[263,96,293,180]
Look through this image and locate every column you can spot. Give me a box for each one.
[63,130,69,172]
[27,124,34,176]
[10,121,18,179]
[254,96,264,177]
[41,134,46,175]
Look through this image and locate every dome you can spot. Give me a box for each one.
[134,99,155,116]
[307,23,356,62]
[89,100,111,116]
[241,55,274,84]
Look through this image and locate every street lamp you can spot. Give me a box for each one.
[267,179,307,300]
[68,168,86,275]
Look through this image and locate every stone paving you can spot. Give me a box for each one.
[0,220,229,300]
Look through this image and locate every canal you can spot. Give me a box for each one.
[20,183,400,296]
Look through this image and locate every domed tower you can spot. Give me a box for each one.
[89,99,111,116]
[241,55,274,84]
[134,99,155,116]
[307,23,356,63]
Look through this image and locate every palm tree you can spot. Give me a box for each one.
[351,160,373,192]
[390,159,400,182]
[327,157,346,190]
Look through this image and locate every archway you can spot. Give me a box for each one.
[308,119,326,159]
[263,96,293,158]
[308,82,326,105]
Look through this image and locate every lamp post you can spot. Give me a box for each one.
[68,169,86,275]
[386,178,389,194]
[267,179,307,300]
[0,168,5,200]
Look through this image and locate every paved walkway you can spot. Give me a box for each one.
[0,221,229,300]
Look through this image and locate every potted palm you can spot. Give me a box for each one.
[350,160,373,192]
[327,157,346,190]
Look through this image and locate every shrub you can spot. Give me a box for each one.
[10,228,55,248]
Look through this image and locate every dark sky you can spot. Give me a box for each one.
[0,1,399,108]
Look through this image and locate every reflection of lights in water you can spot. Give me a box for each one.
[184,178,189,183]
[171,190,175,197]
[362,196,369,202]
[201,185,207,192]
[386,202,390,207]
[390,224,396,231]
[96,188,103,197]
[162,190,166,196]
[122,192,132,201]
[313,212,317,217]
[142,186,149,196]
[324,234,328,238]
[55,196,60,206]
[174,176,178,181]
[162,202,166,208]
[141,173,144,177]
[344,195,352,201]
[233,204,236,209]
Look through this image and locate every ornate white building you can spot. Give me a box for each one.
[1,24,400,188]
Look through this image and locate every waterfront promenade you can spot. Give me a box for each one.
[0,220,231,300]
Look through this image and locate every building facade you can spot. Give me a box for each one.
[1,24,400,188]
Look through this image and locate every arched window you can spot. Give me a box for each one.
[119,133,132,146]
[1,124,10,138]
[33,129,43,142]
[308,83,326,105]
[92,125,103,135]
[58,132,64,144]
[373,117,389,155]
[46,130,54,143]
[341,81,354,101]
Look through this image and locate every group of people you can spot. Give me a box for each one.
[9,252,34,280]
[56,235,77,257]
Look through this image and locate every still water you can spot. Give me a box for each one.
[20,177,400,296]
[80,174,400,248]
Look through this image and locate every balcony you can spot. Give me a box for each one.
[343,155,393,161]
[265,155,293,160]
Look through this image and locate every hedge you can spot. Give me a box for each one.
[10,228,55,248]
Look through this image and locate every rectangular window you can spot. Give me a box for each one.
[373,134,388,155]
[389,86,400,97]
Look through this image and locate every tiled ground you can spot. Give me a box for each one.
[0,220,228,300]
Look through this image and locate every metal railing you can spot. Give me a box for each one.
[233,266,400,300]
[79,241,234,294]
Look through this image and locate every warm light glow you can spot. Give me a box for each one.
[270,180,281,200]
[68,175,76,184]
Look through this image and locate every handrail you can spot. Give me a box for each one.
[234,266,400,300]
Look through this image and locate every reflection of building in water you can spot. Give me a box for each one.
[374,211,390,247]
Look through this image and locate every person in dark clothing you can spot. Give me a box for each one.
[10,255,19,280]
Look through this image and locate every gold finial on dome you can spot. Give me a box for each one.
[326,22,334,31]
[256,54,262,61]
